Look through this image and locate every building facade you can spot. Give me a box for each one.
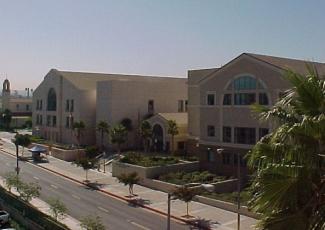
[32,69,187,147]
[187,53,325,177]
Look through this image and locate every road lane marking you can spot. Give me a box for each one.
[33,176,39,180]
[72,194,81,200]
[50,184,58,189]
[97,206,109,213]
[128,220,151,230]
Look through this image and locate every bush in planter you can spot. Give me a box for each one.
[85,146,99,158]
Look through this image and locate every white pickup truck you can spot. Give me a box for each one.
[0,210,10,226]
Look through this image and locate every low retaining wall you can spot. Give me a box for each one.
[30,143,85,162]
[112,161,200,179]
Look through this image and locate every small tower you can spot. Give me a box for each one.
[2,79,11,111]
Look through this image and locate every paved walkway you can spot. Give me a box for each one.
[0,134,257,230]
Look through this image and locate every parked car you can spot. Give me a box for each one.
[0,210,10,226]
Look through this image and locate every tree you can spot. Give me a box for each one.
[96,121,109,151]
[172,186,198,218]
[73,157,98,181]
[24,117,32,129]
[1,109,12,130]
[139,120,152,152]
[116,172,140,197]
[4,172,20,192]
[12,134,31,174]
[80,215,105,230]
[167,120,179,154]
[120,118,133,132]
[17,181,41,202]
[248,66,325,230]
[73,121,85,147]
[47,197,68,221]
[110,124,128,154]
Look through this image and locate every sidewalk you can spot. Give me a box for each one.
[0,138,257,230]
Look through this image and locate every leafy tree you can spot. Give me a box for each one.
[96,121,109,151]
[85,146,99,159]
[117,172,140,196]
[139,120,152,152]
[47,197,68,221]
[172,186,198,218]
[73,121,85,147]
[120,118,133,131]
[74,157,98,181]
[24,117,32,129]
[248,66,325,230]
[17,181,41,202]
[12,134,31,174]
[4,172,20,192]
[80,215,105,230]
[1,109,12,130]
[167,120,179,154]
[110,124,128,154]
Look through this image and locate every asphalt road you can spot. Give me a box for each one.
[0,151,191,230]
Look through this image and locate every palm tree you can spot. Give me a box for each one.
[167,120,179,154]
[110,124,128,155]
[2,109,12,130]
[172,186,198,218]
[248,65,325,230]
[96,121,109,151]
[73,121,85,148]
[140,120,152,152]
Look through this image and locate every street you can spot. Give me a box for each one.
[0,151,190,230]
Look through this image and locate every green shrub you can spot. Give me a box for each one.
[159,171,227,185]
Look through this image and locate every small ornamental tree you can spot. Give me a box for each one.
[110,124,128,154]
[167,120,179,154]
[18,181,41,202]
[73,121,85,147]
[140,120,152,152]
[80,215,105,230]
[74,157,98,181]
[47,197,68,221]
[172,186,198,218]
[116,172,140,197]
[4,172,20,192]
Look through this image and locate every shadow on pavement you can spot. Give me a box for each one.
[188,217,220,230]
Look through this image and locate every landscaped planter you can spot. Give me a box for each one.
[112,160,200,180]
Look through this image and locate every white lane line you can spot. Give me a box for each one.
[128,220,151,230]
[33,176,39,180]
[72,194,81,200]
[97,206,109,213]
[50,184,58,189]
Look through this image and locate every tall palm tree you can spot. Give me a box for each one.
[96,121,109,151]
[140,120,152,152]
[167,120,179,154]
[248,65,325,230]
[110,124,128,155]
[73,121,85,148]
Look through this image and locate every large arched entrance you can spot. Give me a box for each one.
[152,124,164,152]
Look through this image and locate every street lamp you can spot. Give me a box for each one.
[217,148,241,230]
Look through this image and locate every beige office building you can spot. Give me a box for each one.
[32,69,187,147]
[187,53,325,176]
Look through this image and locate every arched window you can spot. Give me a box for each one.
[234,76,257,90]
[47,88,57,111]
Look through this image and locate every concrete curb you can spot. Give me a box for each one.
[0,148,208,229]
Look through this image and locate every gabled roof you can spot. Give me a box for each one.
[156,113,188,125]
[52,70,186,91]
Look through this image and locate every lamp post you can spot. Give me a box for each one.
[217,148,240,230]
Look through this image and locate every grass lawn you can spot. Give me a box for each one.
[120,152,180,167]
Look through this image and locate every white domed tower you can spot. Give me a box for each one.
[2,79,11,110]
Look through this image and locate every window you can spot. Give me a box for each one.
[40,100,43,110]
[207,149,215,162]
[16,104,19,111]
[207,125,215,137]
[223,94,232,105]
[36,100,39,110]
[234,127,256,144]
[234,93,256,105]
[52,116,57,127]
[259,128,269,140]
[26,105,30,111]
[46,115,51,127]
[223,126,231,143]
[207,93,215,105]
[39,115,43,125]
[222,153,231,165]
[66,100,70,112]
[259,93,269,105]
[70,116,74,128]
[70,100,74,112]
[66,117,70,128]
[234,76,257,90]
[148,100,154,114]
[36,115,39,125]
[234,154,246,167]
[184,100,188,112]
[178,100,184,112]
[47,88,57,111]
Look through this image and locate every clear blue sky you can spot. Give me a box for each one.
[1,0,325,89]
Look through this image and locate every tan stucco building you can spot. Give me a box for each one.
[32,69,187,148]
[187,53,325,176]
